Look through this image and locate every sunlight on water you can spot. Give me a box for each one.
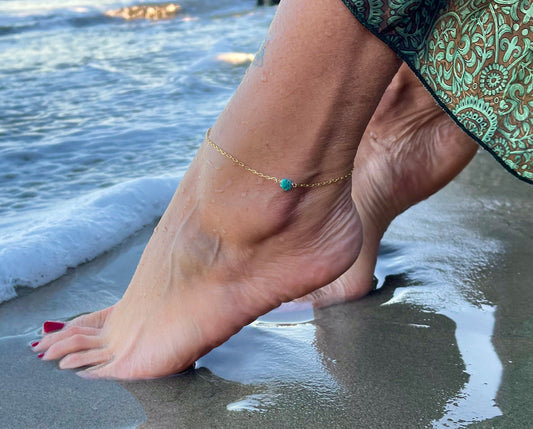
[0,0,275,301]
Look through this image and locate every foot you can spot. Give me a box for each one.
[300,65,479,307]
[32,0,405,379]
[33,140,362,379]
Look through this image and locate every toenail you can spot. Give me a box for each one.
[43,321,65,333]
[31,341,39,348]
[37,353,44,359]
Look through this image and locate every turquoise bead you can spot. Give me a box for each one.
[280,179,293,191]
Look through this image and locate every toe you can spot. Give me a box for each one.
[68,306,113,329]
[43,321,66,333]
[40,330,103,360]
[59,348,111,370]
[76,361,124,380]
[34,326,100,352]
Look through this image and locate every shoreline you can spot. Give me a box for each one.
[1,150,532,428]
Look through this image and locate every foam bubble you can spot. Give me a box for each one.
[0,176,180,303]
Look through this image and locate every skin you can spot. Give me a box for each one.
[33,0,402,379]
[300,63,479,307]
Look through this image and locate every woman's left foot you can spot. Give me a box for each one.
[300,65,479,307]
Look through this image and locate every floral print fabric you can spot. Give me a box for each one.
[341,0,533,183]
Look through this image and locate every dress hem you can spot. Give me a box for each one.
[341,0,533,185]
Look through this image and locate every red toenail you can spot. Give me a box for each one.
[31,341,39,348]
[38,353,44,359]
[43,321,65,333]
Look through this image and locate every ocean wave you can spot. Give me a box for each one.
[0,3,132,39]
[0,0,256,38]
[0,176,180,304]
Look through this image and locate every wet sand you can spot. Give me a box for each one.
[0,150,532,428]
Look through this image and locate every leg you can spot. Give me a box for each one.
[301,63,479,307]
[33,0,401,379]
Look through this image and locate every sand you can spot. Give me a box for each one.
[1,150,532,429]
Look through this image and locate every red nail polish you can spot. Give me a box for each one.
[38,353,44,359]
[31,341,39,348]
[43,321,65,333]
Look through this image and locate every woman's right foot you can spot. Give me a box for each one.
[301,64,479,307]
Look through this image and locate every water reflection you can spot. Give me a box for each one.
[197,303,340,401]
[435,307,502,426]
[193,190,505,427]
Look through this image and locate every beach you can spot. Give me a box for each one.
[1,0,533,427]
[1,150,532,428]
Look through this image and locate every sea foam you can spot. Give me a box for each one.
[0,176,180,303]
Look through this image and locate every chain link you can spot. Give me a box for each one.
[205,128,353,190]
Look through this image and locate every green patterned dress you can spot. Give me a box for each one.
[341,0,533,184]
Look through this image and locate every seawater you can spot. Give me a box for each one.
[0,0,275,302]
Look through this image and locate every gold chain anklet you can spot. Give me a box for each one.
[205,128,353,191]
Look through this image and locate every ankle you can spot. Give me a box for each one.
[191,139,357,245]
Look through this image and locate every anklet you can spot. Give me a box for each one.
[205,129,353,191]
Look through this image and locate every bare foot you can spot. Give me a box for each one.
[301,64,479,307]
[32,140,362,379]
[32,0,403,379]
